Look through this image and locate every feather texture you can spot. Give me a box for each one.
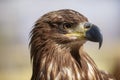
[30,9,115,80]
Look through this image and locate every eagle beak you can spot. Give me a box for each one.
[84,22,103,49]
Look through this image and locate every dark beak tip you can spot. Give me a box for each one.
[99,40,102,49]
[99,44,101,49]
[98,33,103,49]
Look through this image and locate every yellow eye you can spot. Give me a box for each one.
[63,23,72,29]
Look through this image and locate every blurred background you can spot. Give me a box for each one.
[0,0,120,80]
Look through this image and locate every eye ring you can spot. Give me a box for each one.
[63,23,72,29]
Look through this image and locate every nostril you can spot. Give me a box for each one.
[84,23,92,29]
[85,25,91,29]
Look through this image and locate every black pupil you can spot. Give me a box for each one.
[64,23,71,28]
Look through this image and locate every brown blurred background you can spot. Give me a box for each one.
[0,0,120,80]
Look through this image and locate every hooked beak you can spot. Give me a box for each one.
[85,23,103,49]
[65,22,103,48]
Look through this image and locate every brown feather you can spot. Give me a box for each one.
[29,9,115,80]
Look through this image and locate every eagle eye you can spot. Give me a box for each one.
[63,23,72,29]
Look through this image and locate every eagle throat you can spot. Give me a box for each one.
[30,37,84,80]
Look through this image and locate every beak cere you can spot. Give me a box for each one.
[85,23,103,49]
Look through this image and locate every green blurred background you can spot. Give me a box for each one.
[0,0,120,80]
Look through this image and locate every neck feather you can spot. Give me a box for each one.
[30,39,101,80]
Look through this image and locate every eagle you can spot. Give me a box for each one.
[30,9,115,80]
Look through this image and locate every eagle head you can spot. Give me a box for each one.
[33,9,103,48]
